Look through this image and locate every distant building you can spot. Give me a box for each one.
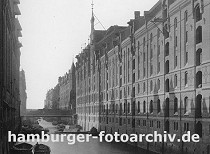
[0,0,22,153]
[19,69,27,116]
[44,62,76,116]
[51,84,60,110]
[44,84,60,110]
[44,89,54,109]
[58,63,76,114]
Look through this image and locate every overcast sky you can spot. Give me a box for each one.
[19,0,159,109]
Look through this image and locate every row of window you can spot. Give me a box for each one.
[102,41,202,94]
[102,30,202,90]
[77,4,203,93]
[79,69,202,107]
[120,70,201,99]
[100,96,193,115]
[99,117,204,135]
[99,118,204,138]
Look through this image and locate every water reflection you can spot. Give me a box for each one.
[26,119,154,154]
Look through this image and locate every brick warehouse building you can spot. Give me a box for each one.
[76,6,127,131]
[44,63,76,111]
[76,0,210,153]
[44,88,54,109]
[58,63,76,112]
[0,0,22,153]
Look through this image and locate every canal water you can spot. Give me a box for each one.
[27,119,156,154]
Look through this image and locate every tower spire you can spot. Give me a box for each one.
[91,0,95,31]
[90,0,95,44]
[91,0,94,12]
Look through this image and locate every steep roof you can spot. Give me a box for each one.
[94,25,127,57]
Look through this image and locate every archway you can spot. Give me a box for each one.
[196,71,202,88]
[165,98,169,117]
[195,94,202,118]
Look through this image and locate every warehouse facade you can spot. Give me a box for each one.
[76,0,210,153]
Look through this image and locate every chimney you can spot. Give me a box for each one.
[134,11,140,19]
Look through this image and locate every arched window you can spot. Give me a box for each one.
[150,100,153,113]
[124,103,126,113]
[185,71,188,86]
[196,48,202,66]
[174,18,177,29]
[196,71,202,88]
[150,33,153,42]
[132,101,135,115]
[143,82,146,92]
[143,52,146,62]
[184,11,188,22]
[112,103,115,113]
[165,42,169,56]
[184,97,188,114]
[132,59,135,70]
[150,63,153,76]
[116,104,118,113]
[195,5,202,22]
[157,28,160,39]
[185,30,188,43]
[132,87,135,97]
[165,78,169,92]
[150,80,153,92]
[157,79,160,90]
[128,103,130,113]
[137,101,140,113]
[165,98,169,117]
[143,37,146,47]
[185,50,188,65]
[174,97,178,114]
[175,36,178,47]
[157,99,161,113]
[143,101,146,113]
[119,103,122,115]
[174,74,177,88]
[195,94,202,118]
[196,26,202,44]
[137,41,140,51]
[106,104,108,114]
[104,105,106,113]
[165,60,169,74]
